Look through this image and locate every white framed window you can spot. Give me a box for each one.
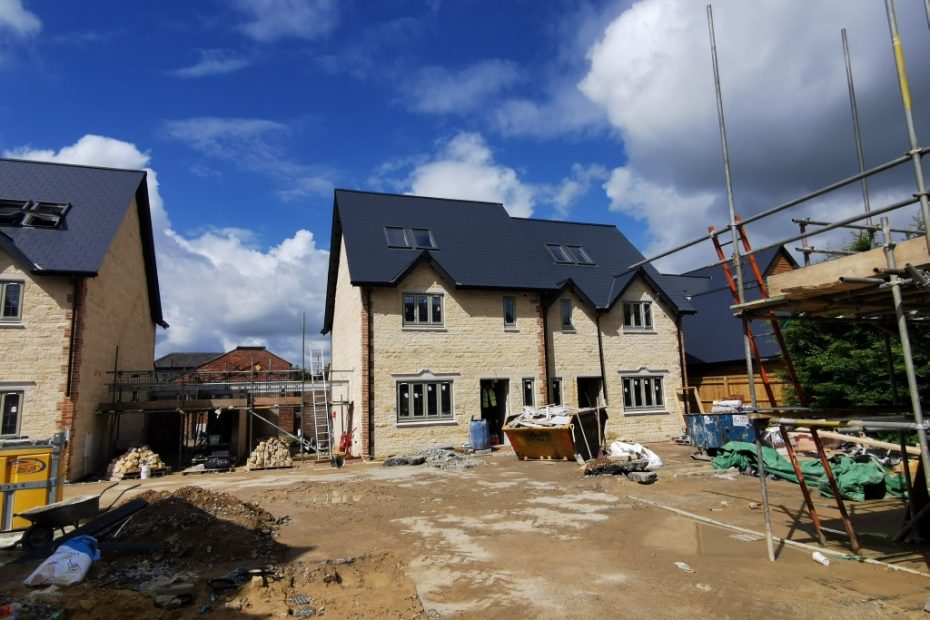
[397,381,453,422]
[621,372,665,412]
[1,391,22,436]
[522,378,535,407]
[503,296,516,328]
[560,299,573,331]
[0,282,23,323]
[403,293,443,327]
[623,301,652,330]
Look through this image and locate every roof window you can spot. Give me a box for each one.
[546,244,594,265]
[0,200,69,229]
[385,226,438,250]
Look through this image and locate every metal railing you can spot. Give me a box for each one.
[105,369,327,403]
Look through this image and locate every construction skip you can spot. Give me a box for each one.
[503,406,607,461]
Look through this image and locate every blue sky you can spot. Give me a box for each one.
[2,0,929,363]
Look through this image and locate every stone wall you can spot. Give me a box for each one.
[0,255,72,441]
[70,198,156,478]
[329,236,364,456]
[369,263,542,456]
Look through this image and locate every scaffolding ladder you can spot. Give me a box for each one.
[710,216,805,407]
[308,347,333,461]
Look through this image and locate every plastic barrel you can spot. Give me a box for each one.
[470,419,491,450]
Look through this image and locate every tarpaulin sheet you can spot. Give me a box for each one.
[712,441,908,502]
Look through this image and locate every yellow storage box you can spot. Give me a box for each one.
[0,434,66,531]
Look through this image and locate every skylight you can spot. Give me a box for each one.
[546,244,594,265]
[385,226,438,250]
[0,200,70,229]
[384,226,410,248]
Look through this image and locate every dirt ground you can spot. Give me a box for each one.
[2,442,930,619]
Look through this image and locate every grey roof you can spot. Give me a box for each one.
[154,352,224,370]
[0,158,165,327]
[675,247,796,366]
[323,189,693,333]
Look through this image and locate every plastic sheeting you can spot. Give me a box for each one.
[711,441,907,502]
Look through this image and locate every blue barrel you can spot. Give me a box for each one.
[470,419,490,450]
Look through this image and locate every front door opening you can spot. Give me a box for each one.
[480,379,509,445]
[577,377,603,408]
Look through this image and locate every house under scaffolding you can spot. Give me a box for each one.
[97,361,351,471]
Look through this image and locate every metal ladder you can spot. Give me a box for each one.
[709,216,805,406]
[308,348,332,461]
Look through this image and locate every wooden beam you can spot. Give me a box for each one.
[768,236,930,296]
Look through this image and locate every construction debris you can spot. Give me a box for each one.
[247,438,293,470]
[108,446,168,480]
[383,447,478,469]
[583,455,647,476]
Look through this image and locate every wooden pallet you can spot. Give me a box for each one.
[110,467,171,480]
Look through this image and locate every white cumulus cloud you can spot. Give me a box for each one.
[579,0,930,269]
[4,135,329,362]
[407,132,536,218]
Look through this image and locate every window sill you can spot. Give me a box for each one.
[0,322,24,329]
[623,409,669,417]
[396,419,458,427]
[623,328,656,334]
[503,326,519,332]
[402,326,446,332]
[561,328,576,334]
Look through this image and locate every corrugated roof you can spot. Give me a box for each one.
[323,189,693,333]
[0,158,165,326]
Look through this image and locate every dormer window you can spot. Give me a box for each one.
[385,226,438,250]
[546,244,594,265]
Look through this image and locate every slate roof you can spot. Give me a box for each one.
[323,189,693,333]
[0,158,165,327]
[154,352,224,370]
[675,247,796,366]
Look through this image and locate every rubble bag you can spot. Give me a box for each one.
[23,535,100,586]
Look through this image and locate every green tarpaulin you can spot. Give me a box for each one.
[712,441,908,502]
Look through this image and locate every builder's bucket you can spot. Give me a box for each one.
[470,419,490,451]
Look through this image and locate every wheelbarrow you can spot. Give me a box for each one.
[15,481,140,548]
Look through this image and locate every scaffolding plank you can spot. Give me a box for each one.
[767,236,930,296]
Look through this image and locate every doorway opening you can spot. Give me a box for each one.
[480,379,509,445]
[577,377,603,408]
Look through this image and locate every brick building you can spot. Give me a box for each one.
[323,190,695,458]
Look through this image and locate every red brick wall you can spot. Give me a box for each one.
[57,278,86,477]
[360,288,371,458]
[196,347,292,381]
[536,300,548,405]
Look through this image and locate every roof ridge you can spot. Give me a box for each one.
[335,188,503,207]
[511,216,617,228]
[0,157,146,176]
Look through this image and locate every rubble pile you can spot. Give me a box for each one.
[108,446,167,479]
[114,486,287,566]
[247,437,293,470]
[383,447,478,470]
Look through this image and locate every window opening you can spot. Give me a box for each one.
[503,296,516,327]
[560,299,573,330]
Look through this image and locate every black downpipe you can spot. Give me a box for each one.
[540,293,553,404]
[65,277,80,397]
[596,313,609,405]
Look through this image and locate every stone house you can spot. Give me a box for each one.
[322,190,695,459]
[0,158,165,479]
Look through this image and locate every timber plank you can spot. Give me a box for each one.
[767,236,930,296]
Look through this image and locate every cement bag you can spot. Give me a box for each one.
[608,440,663,471]
[23,535,100,586]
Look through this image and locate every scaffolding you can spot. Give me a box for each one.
[628,0,930,571]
